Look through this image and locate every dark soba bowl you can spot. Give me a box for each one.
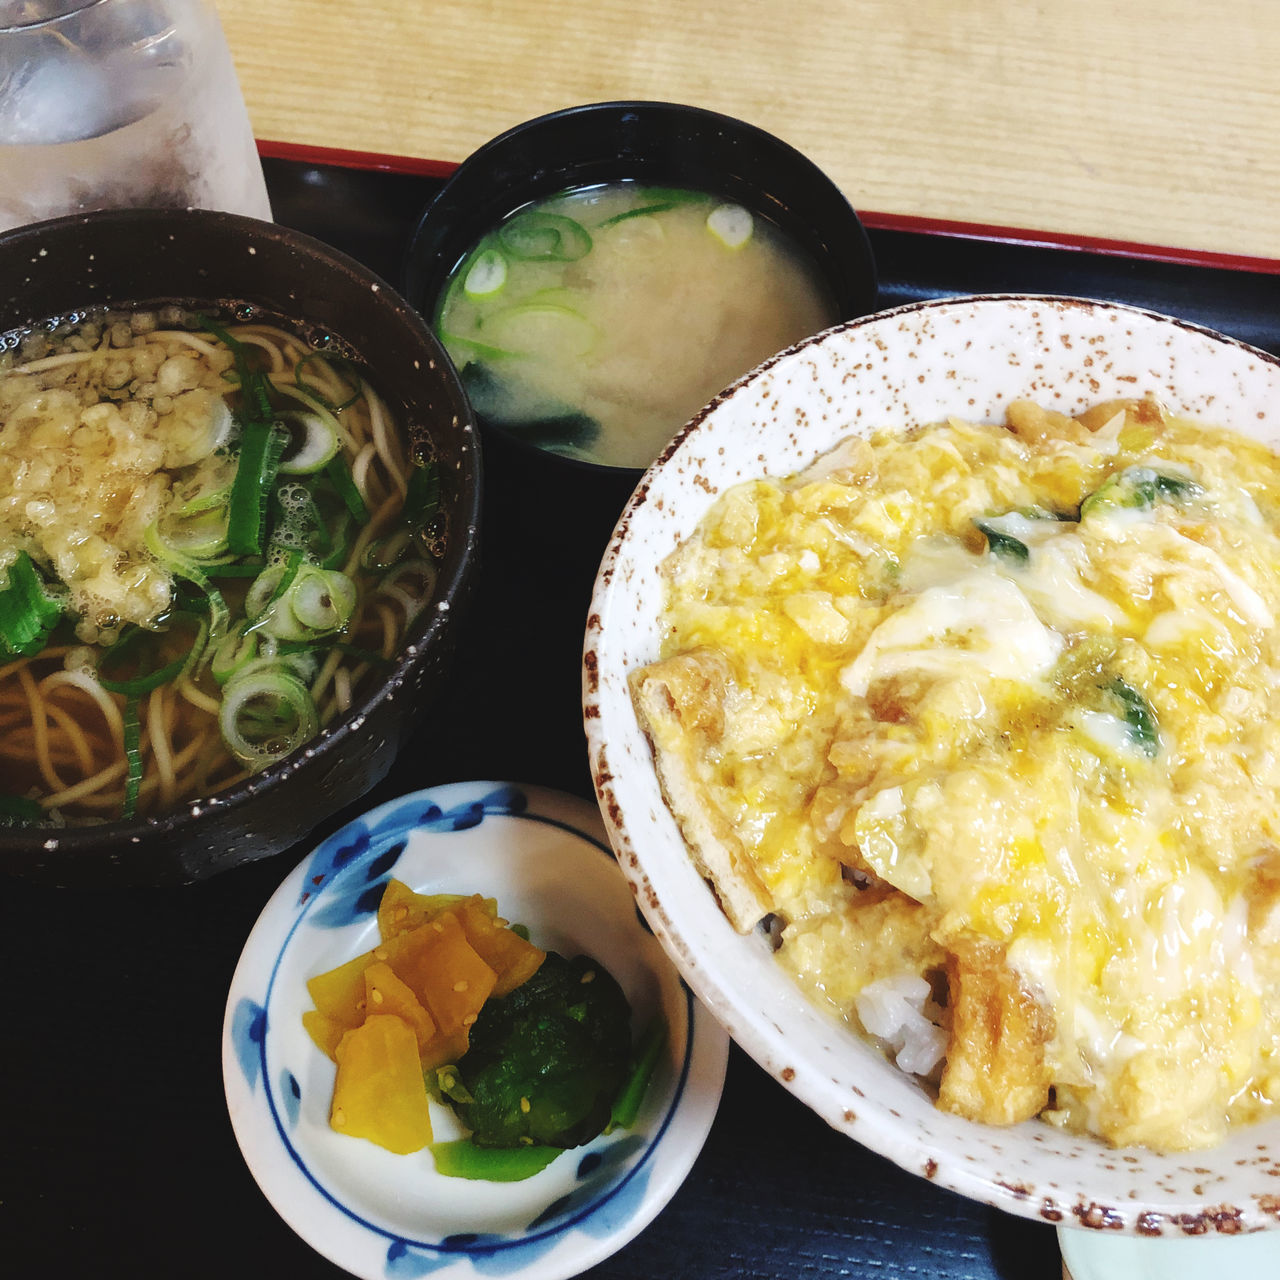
[402,99,877,628]
[0,209,481,889]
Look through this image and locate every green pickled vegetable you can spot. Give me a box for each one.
[452,951,632,1149]
[610,1018,666,1131]
[429,1138,560,1182]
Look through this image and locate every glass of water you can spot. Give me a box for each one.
[0,0,272,233]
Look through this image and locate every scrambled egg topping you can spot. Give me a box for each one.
[652,399,1280,1150]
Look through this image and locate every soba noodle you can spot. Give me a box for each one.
[0,310,442,825]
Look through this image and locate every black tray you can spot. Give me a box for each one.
[6,155,1279,1279]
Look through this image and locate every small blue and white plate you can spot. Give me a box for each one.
[222,781,729,1280]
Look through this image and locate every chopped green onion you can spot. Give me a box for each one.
[164,397,235,468]
[175,485,232,518]
[246,558,354,640]
[143,525,230,652]
[199,316,272,423]
[1105,677,1160,757]
[122,696,142,819]
[429,1139,561,1182]
[276,409,341,475]
[324,455,370,524]
[463,248,508,298]
[227,420,289,557]
[245,552,304,630]
[278,648,320,684]
[0,552,63,660]
[219,660,319,770]
[599,201,678,227]
[973,517,1030,565]
[400,458,441,529]
[200,319,293,559]
[1080,466,1203,518]
[210,621,259,686]
[97,612,207,697]
[289,567,357,633]
[203,558,267,579]
[153,502,230,562]
[706,203,754,249]
[498,211,592,262]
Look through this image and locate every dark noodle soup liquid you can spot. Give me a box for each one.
[0,306,445,825]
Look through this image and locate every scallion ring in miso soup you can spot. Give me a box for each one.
[0,307,446,825]
[435,184,838,470]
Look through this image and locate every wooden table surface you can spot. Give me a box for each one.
[218,0,1280,263]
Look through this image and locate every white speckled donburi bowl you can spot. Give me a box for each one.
[582,295,1280,1236]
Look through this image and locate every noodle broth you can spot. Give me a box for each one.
[436,184,838,470]
[0,307,445,825]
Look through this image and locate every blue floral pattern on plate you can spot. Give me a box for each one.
[223,781,728,1280]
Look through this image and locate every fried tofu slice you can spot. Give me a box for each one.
[1074,396,1167,434]
[630,649,773,932]
[1004,399,1094,447]
[937,936,1053,1126]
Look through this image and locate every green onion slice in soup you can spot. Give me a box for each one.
[498,212,592,263]
[219,659,320,769]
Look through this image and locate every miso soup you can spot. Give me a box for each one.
[435,184,838,469]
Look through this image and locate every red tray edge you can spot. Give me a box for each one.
[257,138,1280,279]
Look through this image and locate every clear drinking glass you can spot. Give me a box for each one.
[0,0,272,233]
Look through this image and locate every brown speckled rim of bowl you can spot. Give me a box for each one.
[582,293,1280,1234]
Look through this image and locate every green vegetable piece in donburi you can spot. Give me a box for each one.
[1079,466,1202,518]
[1103,676,1160,757]
[973,517,1030,565]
